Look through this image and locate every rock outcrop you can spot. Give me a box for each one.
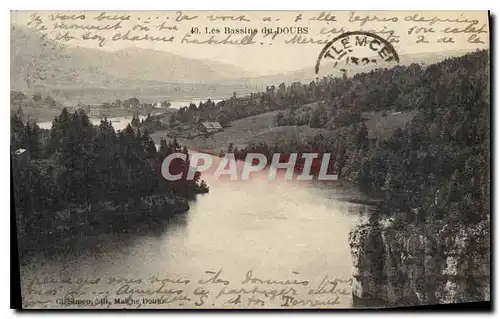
[349,219,490,307]
[16,194,190,254]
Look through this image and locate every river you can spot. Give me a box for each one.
[167,99,223,109]
[36,99,223,130]
[21,114,371,309]
[37,114,151,131]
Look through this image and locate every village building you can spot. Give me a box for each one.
[85,104,101,117]
[196,122,223,134]
[14,148,26,155]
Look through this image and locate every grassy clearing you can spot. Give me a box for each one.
[362,110,419,141]
[151,110,282,151]
[149,106,420,152]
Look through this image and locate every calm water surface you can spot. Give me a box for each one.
[37,114,151,131]
[36,99,223,130]
[22,117,369,309]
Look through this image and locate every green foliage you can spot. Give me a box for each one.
[224,50,490,227]
[12,107,209,242]
[10,90,61,109]
[11,50,489,250]
[309,104,327,128]
[354,50,490,224]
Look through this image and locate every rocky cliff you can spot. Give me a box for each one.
[16,194,190,255]
[348,219,490,307]
[47,194,190,232]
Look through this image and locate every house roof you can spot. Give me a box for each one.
[199,122,222,130]
[14,148,26,155]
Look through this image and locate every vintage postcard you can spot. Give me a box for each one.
[11,10,490,309]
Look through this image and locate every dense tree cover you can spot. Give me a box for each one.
[172,62,427,129]
[12,108,208,241]
[224,122,367,178]
[100,97,170,109]
[174,99,224,126]
[173,84,312,127]
[227,50,490,225]
[360,50,490,225]
[10,91,59,109]
[10,92,171,111]
[131,113,169,133]
[12,50,489,246]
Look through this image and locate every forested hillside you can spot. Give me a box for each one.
[11,108,209,248]
[212,50,490,226]
[232,48,489,307]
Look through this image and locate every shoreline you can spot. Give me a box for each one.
[17,107,174,124]
[16,193,191,261]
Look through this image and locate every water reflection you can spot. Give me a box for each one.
[37,114,151,131]
[20,119,371,309]
[21,210,190,265]
[20,172,369,308]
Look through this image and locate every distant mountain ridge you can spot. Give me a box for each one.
[228,48,479,87]
[11,24,479,104]
[10,25,258,90]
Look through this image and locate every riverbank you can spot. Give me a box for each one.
[17,193,190,261]
[18,106,174,123]
[98,107,173,119]
[152,108,491,308]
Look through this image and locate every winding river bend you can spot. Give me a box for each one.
[22,116,370,309]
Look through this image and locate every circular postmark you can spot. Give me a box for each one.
[315,31,399,74]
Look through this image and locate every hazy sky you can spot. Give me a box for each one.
[11,10,489,75]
